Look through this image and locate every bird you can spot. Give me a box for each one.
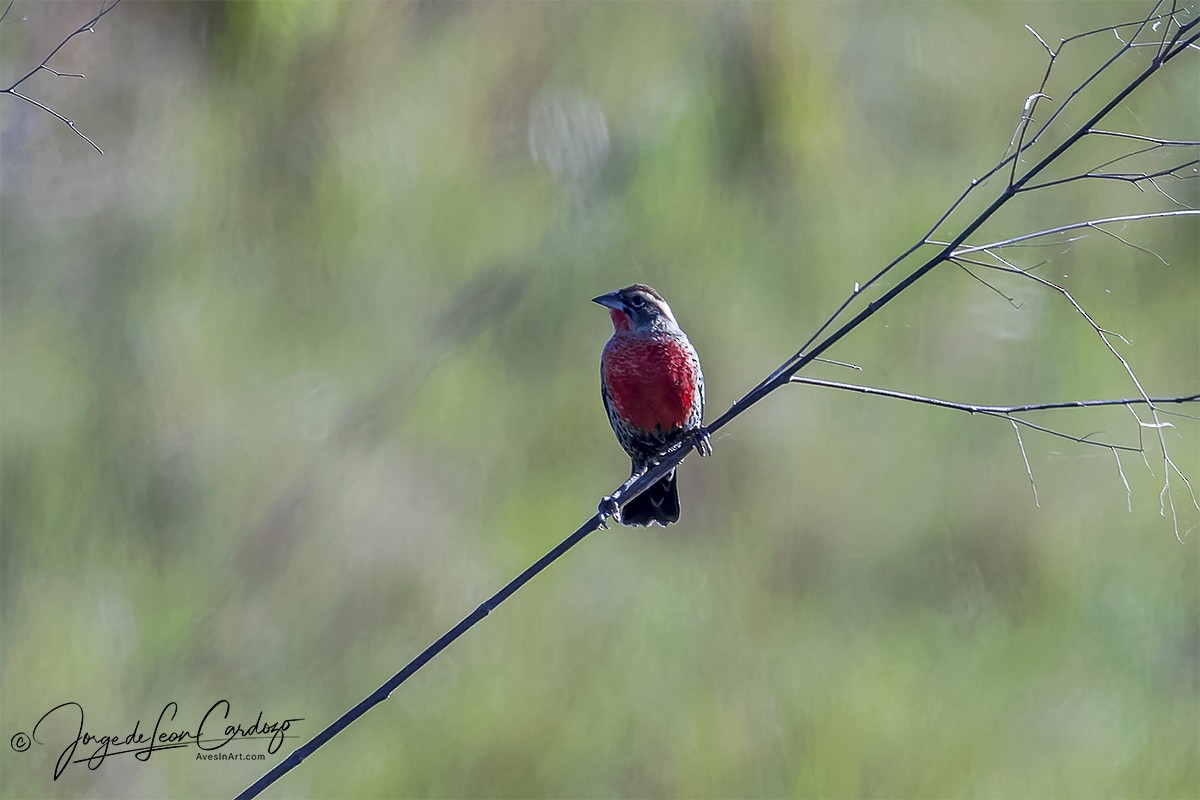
[593,284,711,526]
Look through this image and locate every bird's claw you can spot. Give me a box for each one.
[694,426,713,457]
[598,495,622,528]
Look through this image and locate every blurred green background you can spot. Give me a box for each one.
[2,1,1197,797]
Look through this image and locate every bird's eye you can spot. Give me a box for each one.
[628,295,646,309]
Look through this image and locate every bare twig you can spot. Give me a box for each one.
[1019,159,1199,196]
[1012,419,1041,507]
[1115,448,1134,512]
[788,376,1199,455]
[1,0,123,153]
[942,210,1199,256]
[785,377,1200,419]
[1088,129,1200,146]
[950,243,1198,541]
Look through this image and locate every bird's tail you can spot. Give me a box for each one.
[621,469,680,527]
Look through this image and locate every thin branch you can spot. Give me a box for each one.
[1088,129,1200,146]
[39,64,87,79]
[946,210,1200,255]
[787,376,1198,454]
[1091,141,1197,172]
[1059,8,1184,45]
[1019,158,1199,193]
[1025,23,1055,57]
[1144,175,1192,207]
[0,0,123,153]
[3,88,102,153]
[1012,419,1041,507]
[1092,224,1171,265]
[954,260,1023,307]
[785,378,1200,416]
[1112,447,1134,511]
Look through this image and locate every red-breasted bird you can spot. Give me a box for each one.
[594,284,711,526]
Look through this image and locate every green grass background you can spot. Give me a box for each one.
[1,1,1197,797]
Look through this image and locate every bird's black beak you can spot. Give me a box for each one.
[591,291,625,312]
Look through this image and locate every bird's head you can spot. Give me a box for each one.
[592,284,680,335]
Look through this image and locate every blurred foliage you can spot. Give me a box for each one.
[1,1,1197,798]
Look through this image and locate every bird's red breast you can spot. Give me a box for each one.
[602,336,697,433]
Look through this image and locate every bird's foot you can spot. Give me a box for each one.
[693,426,713,457]
[597,495,622,528]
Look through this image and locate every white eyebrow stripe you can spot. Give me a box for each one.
[652,297,678,326]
